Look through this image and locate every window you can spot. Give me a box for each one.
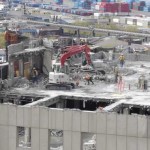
[81,133,96,150]
[49,129,63,150]
[17,127,31,148]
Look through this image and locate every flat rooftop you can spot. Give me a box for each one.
[8,60,150,108]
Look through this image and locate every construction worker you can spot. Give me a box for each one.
[85,73,94,85]
[119,54,125,67]
[31,67,39,84]
[117,74,124,92]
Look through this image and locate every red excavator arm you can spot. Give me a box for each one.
[60,44,92,66]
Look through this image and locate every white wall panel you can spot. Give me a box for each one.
[39,129,48,150]
[127,115,138,137]
[148,139,150,150]
[117,114,127,136]
[64,110,72,131]
[97,112,107,134]
[8,105,17,126]
[148,118,150,138]
[51,109,56,129]
[107,113,116,135]
[0,125,8,150]
[127,137,137,150]
[39,107,49,129]
[17,106,24,126]
[31,128,40,150]
[72,132,81,150]
[96,134,106,150]
[31,107,40,128]
[64,131,72,150]
[117,136,126,150]
[24,107,31,127]
[89,112,97,133]
[117,115,127,135]
[138,116,147,138]
[0,104,8,125]
[72,110,81,132]
[106,135,116,150]
[138,138,147,150]
[9,126,17,150]
[81,111,89,132]
[55,109,64,130]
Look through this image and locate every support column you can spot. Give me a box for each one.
[56,101,64,108]
[24,128,31,147]
[9,61,14,79]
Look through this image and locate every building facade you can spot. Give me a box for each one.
[0,104,150,150]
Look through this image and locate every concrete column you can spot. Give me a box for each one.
[31,128,40,150]
[123,108,129,114]
[19,59,24,76]
[24,128,31,147]
[9,60,14,82]
[56,102,64,108]
[64,131,72,150]
[72,132,81,150]
[0,125,8,150]
[9,126,17,150]
[40,129,49,150]
[96,134,106,150]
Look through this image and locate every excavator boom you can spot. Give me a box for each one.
[60,44,92,66]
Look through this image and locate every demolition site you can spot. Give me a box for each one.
[0,10,150,150]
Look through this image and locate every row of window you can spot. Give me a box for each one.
[17,127,96,150]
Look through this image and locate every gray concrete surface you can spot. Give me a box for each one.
[0,104,150,150]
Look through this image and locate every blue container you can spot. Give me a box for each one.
[55,0,63,4]
[139,6,144,11]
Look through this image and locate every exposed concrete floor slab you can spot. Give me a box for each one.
[9,60,150,107]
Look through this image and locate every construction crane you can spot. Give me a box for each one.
[45,44,92,90]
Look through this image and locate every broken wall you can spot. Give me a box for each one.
[0,104,150,150]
